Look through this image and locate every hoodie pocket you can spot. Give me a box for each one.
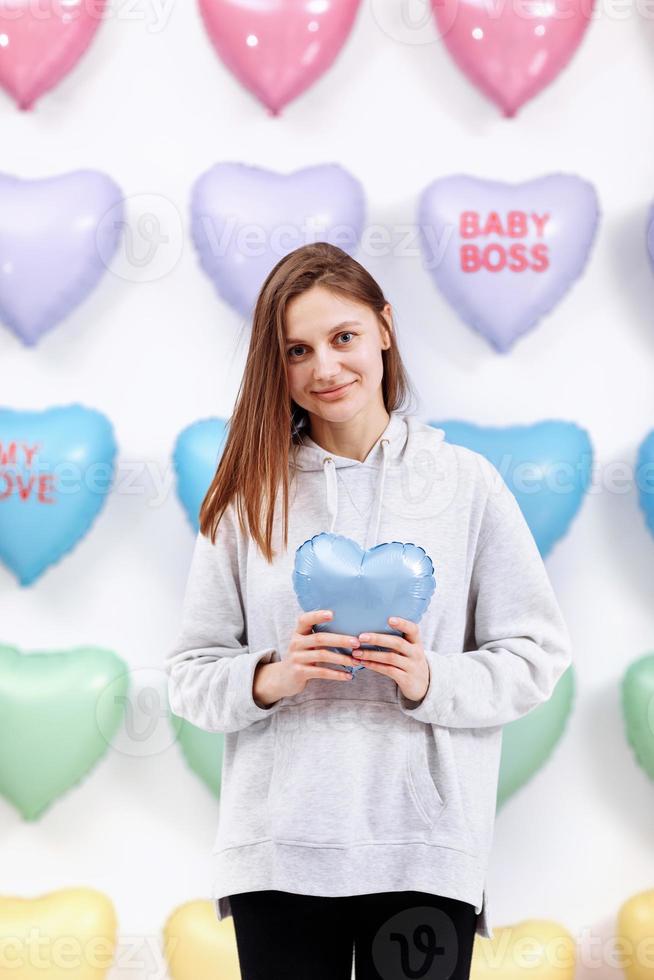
[406,722,445,823]
[267,698,446,846]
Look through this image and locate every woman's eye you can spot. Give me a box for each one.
[288,333,355,359]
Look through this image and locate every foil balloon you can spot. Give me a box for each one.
[431,0,594,117]
[636,430,654,539]
[622,653,654,783]
[430,420,592,557]
[418,174,599,353]
[647,204,654,275]
[0,645,128,820]
[0,887,118,979]
[471,919,576,979]
[0,0,108,110]
[293,532,436,676]
[191,162,366,318]
[617,890,654,980]
[0,170,124,346]
[164,900,241,980]
[170,713,225,799]
[0,404,117,585]
[173,418,228,532]
[498,666,575,807]
[198,0,362,115]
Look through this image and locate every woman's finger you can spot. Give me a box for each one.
[300,631,360,649]
[388,616,419,641]
[357,631,412,656]
[302,648,359,667]
[296,609,334,633]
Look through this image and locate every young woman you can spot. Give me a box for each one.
[166,242,573,980]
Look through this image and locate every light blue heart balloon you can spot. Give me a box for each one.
[293,532,436,675]
[430,420,592,557]
[0,405,117,585]
[173,418,228,532]
[636,431,654,540]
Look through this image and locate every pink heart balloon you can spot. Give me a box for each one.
[431,0,595,116]
[198,0,362,115]
[0,0,107,111]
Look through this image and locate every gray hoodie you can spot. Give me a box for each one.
[165,410,573,939]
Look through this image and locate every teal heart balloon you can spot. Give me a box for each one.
[622,653,654,781]
[0,404,117,585]
[429,420,592,557]
[0,644,128,820]
[636,433,654,540]
[173,418,228,531]
[171,713,224,798]
[497,666,575,807]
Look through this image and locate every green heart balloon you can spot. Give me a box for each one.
[622,652,654,781]
[497,665,575,808]
[0,644,129,820]
[170,712,224,798]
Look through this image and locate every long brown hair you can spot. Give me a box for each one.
[198,241,417,562]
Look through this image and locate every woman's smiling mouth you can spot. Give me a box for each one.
[312,381,356,400]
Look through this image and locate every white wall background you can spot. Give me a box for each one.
[1,0,654,975]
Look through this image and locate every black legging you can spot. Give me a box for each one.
[229,889,478,979]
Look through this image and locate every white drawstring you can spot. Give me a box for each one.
[321,437,390,546]
[323,455,338,532]
[371,437,390,545]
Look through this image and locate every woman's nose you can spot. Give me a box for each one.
[313,353,342,379]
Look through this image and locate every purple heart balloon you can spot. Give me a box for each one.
[418,174,600,353]
[646,203,654,273]
[190,162,366,318]
[0,170,124,346]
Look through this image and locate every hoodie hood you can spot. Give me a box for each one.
[291,410,444,547]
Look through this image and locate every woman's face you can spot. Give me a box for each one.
[284,285,392,423]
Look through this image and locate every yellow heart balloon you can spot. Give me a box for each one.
[471,919,576,980]
[0,887,117,980]
[617,888,654,980]
[163,900,241,980]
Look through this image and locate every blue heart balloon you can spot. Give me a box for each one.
[430,419,592,557]
[0,405,117,585]
[173,418,228,531]
[637,431,654,540]
[293,532,436,675]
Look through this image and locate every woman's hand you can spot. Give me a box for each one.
[352,616,430,704]
[253,609,360,706]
